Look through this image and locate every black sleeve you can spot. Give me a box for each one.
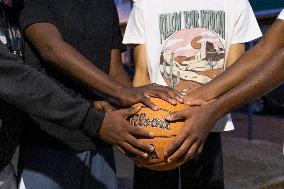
[19,0,56,31]
[0,42,104,138]
[111,2,127,52]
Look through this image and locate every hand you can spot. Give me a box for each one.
[184,96,208,106]
[3,0,12,7]
[117,84,184,110]
[93,101,116,112]
[98,106,155,159]
[164,104,218,165]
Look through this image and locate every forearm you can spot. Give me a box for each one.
[190,20,284,101]
[211,48,284,119]
[25,24,126,100]
[41,40,126,98]
[133,44,151,87]
[0,43,103,137]
[109,49,132,87]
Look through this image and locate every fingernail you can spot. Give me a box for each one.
[166,114,172,119]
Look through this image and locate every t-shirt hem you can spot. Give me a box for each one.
[231,33,262,44]
[122,39,146,45]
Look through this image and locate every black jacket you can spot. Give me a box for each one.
[0,42,104,170]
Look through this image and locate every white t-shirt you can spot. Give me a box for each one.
[278,9,284,20]
[123,0,262,132]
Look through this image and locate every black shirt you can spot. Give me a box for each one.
[20,0,125,150]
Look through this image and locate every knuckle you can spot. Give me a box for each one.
[179,148,187,154]
[173,142,180,148]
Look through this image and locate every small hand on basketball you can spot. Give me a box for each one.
[117,84,184,110]
[164,103,218,165]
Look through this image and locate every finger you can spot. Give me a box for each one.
[121,142,149,159]
[165,110,188,121]
[148,84,184,101]
[197,142,205,155]
[141,96,159,111]
[93,102,103,111]
[185,99,207,106]
[135,161,144,168]
[127,135,154,152]
[164,132,188,158]
[103,103,116,112]
[115,145,127,155]
[121,106,141,118]
[145,90,177,105]
[167,138,195,163]
[130,127,154,138]
[183,141,201,162]
[164,87,185,102]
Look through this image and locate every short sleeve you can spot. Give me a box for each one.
[231,0,262,44]
[111,2,127,52]
[20,0,56,32]
[278,9,284,20]
[122,0,146,45]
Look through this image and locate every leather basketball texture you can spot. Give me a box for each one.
[130,97,188,171]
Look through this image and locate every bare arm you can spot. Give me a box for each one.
[210,47,284,119]
[109,49,132,87]
[189,20,284,101]
[24,23,182,108]
[132,44,151,87]
[226,43,245,68]
[25,23,126,99]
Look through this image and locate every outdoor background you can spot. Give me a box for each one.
[112,0,284,189]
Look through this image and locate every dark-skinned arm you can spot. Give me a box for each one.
[23,23,181,109]
[187,20,284,102]
[208,47,284,121]
[164,19,284,164]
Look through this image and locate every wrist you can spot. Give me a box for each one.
[114,84,128,99]
[207,100,227,120]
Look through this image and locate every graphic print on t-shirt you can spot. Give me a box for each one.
[159,10,225,94]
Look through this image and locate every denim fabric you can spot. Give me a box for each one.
[17,145,117,189]
[0,163,17,189]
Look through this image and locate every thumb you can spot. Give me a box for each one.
[121,106,141,118]
[165,110,188,121]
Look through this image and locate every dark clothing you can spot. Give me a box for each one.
[0,2,23,57]
[20,0,125,151]
[0,41,104,170]
[133,133,224,189]
[18,145,117,189]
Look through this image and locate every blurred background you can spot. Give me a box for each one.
[112,0,284,189]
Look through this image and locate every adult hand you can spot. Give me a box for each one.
[93,101,116,112]
[117,84,184,110]
[164,104,218,165]
[98,106,155,159]
[184,96,209,106]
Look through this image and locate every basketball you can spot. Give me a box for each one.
[129,97,189,171]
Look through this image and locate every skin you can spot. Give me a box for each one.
[3,0,12,7]
[24,23,184,158]
[166,19,284,163]
[132,42,245,162]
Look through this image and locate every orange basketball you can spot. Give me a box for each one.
[129,97,189,171]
